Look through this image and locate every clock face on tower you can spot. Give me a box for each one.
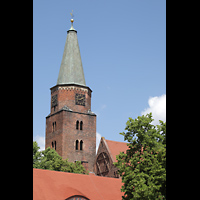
[51,94,57,107]
[75,93,85,106]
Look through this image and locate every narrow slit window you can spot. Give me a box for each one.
[52,122,54,132]
[76,140,79,150]
[76,121,79,130]
[80,140,83,151]
[80,121,83,130]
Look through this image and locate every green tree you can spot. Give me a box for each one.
[33,142,88,175]
[114,113,166,200]
[33,141,41,168]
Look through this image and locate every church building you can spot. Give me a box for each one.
[34,14,131,200]
[45,16,128,176]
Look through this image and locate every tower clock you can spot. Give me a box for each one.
[75,93,85,106]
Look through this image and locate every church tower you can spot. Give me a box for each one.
[45,17,96,172]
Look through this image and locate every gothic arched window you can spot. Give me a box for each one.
[96,152,110,176]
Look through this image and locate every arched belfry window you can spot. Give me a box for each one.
[80,121,83,130]
[51,141,56,150]
[76,120,79,130]
[80,140,83,151]
[75,140,79,150]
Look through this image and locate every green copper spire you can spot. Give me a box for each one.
[57,14,86,86]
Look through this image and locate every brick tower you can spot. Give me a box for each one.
[45,17,96,172]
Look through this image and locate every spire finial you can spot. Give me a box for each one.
[69,10,75,31]
[70,10,74,21]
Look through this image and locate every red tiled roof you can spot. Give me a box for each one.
[33,168,124,200]
[105,139,129,163]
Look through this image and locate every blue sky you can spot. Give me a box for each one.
[33,0,166,150]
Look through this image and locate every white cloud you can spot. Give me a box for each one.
[33,135,45,151]
[96,132,101,153]
[141,94,166,125]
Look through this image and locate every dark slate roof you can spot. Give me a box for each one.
[57,20,86,86]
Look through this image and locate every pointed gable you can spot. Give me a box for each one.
[94,137,129,178]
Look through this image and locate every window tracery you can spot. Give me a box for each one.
[96,152,110,176]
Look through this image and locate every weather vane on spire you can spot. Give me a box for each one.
[68,10,76,31]
[70,10,74,21]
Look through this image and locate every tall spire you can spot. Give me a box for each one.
[57,12,86,86]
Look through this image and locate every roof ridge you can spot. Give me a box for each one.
[105,139,128,144]
[33,168,89,176]
[33,168,122,179]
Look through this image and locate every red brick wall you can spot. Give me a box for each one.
[45,111,64,157]
[45,84,96,172]
[50,84,92,114]
[62,111,96,172]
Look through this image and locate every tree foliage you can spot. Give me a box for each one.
[33,142,88,174]
[114,113,166,200]
[33,141,41,167]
